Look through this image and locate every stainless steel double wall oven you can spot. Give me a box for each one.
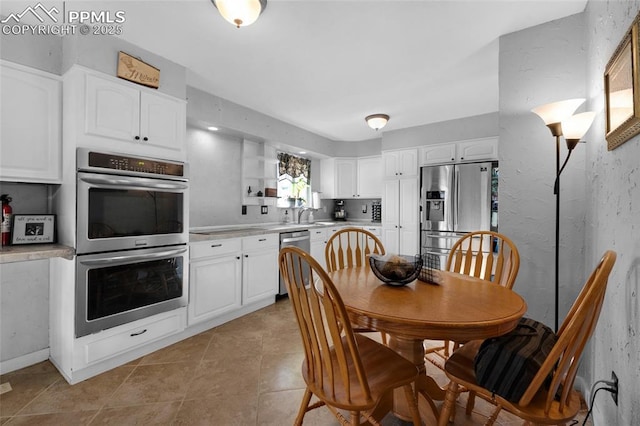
[75,149,189,337]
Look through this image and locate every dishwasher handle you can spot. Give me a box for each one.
[281,236,310,244]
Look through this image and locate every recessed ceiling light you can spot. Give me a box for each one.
[207,126,219,131]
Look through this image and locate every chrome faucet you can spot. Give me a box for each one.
[298,207,314,224]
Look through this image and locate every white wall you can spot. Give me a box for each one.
[584,1,640,425]
[499,13,587,329]
[382,112,498,150]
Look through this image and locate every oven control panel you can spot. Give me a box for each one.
[83,151,185,178]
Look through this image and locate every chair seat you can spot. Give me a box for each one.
[445,340,581,424]
[303,334,418,411]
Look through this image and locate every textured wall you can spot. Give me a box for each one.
[499,13,587,329]
[584,1,640,425]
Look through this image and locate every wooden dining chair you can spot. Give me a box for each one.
[438,250,616,426]
[425,230,520,364]
[325,227,385,272]
[325,227,388,344]
[279,246,422,426]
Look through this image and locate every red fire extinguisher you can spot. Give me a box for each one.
[1,194,12,246]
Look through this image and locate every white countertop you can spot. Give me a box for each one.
[189,221,381,242]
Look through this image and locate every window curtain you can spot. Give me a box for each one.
[277,153,311,180]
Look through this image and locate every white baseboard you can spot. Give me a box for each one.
[0,349,50,375]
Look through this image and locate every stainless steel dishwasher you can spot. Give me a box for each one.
[279,230,310,296]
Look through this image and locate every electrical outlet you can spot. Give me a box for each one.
[611,371,618,405]
[261,206,268,214]
[241,205,247,215]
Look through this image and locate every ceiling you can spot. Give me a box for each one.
[6,0,588,141]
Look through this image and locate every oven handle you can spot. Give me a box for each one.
[79,174,189,190]
[79,247,188,266]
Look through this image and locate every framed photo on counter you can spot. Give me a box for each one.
[11,214,56,245]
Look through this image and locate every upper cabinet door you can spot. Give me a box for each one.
[0,62,62,183]
[139,92,185,154]
[85,74,140,142]
[334,159,357,198]
[457,137,498,162]
[420,143,456,165]
[357,156,382,198]
[382,149,418,178]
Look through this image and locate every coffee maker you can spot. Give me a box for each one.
[334,200,347,220]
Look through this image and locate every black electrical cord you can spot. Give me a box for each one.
[582,379,617,426]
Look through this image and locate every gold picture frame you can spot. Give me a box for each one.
[604,13,640,150]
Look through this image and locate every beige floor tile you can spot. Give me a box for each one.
[17,365,134,415]
[257,388,340,426]
[258,351,306,394]
[186,356,260,399]
[202,329,263,361]
[261,327,303,354]
[0,370,60,417]
[105,362,197,407]
[3,410,98,425]
[90,401,182,425]
[139,332,213,365]
[173,394,258,426]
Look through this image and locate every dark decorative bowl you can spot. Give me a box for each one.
[369,254,422,286]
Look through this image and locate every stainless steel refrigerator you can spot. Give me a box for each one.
[420,162,498,268]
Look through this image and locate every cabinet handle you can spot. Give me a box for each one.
[211,244,222,248]
[460,157,464,160]
[245,254,249,258]
[451,158,455,161]
[130,329,147,337]
[399,172,403,175]
[134,136,140,140]
[258,238,267,241]
[143,137,148,141]
[236,256,240,260]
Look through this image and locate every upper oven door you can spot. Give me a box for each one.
[77,172,188,254]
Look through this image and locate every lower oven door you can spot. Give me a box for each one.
[76,245,189,338]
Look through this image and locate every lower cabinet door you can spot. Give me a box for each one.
[242,249,278,305]
[189,254,242,325]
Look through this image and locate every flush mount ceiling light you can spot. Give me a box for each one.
[365,114,390,131]
[211,0,267,28]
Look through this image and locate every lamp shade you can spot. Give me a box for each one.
[531,98,585,125]
[365,114,390,130]
[212,0,267,28]
[562,111,596,141]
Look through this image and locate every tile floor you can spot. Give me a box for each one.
[0,298,592,425]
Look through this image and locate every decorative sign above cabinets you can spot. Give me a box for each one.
[117,51,160,89]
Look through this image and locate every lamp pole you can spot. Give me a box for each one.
[532,100,593,333]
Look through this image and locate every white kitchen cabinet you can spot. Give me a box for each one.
[420,137,498,166]
[323,157,382,199]
[356,156,383,198]
[382,149,418,179]
[335,159,358,198]
[65,66,186,161]
[241,234,279,305]
[0,61,62,183]
[309,228,328,270]
[382,178,419,255]
[188,239,242,325]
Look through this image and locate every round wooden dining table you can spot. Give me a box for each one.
[327,266,527,423]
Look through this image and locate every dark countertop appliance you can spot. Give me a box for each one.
[334,199,347,221]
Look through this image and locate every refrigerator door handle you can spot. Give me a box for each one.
[453,167,460,229]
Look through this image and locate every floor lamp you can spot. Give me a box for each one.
[532,99,596,332]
